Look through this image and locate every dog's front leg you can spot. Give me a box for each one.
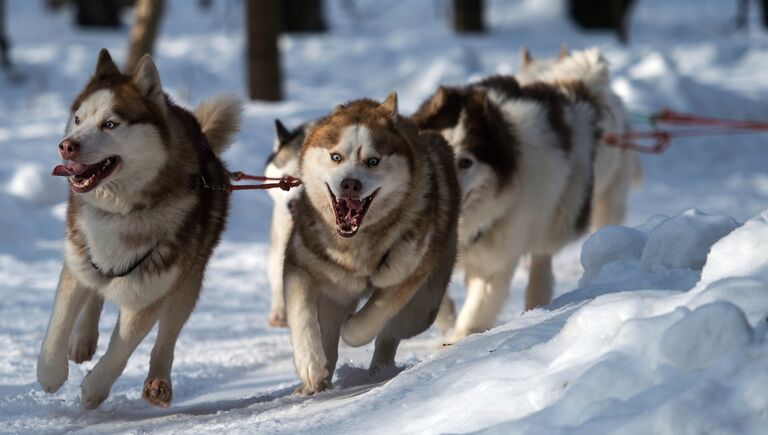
[143,273,203,407]
[38,266,90,393]
[447,260,518,344]
[68,292,104,363]
[525,254,553,310]
[284,267,329,395]
[80,304,160,409]
[340,270,428,347]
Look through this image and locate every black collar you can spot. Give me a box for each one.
[89,243,158,279]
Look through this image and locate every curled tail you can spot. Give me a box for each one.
[194,95,243,155]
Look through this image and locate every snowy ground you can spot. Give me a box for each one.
[2,0,768,433]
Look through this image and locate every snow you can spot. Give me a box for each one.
[2,0,768,433]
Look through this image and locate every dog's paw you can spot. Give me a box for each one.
[80,371,110,410]
[267,310,287,328]
[340,316,377,348]
[68,333,98,364]
[37,352,68,394]
[143,378,173,407]
[443,328,470,346]
[293,354,329,395]
[293,377,330,396]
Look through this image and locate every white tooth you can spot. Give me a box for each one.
[104,159,111,167]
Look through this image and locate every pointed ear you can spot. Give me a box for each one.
[94,48,120,78]
[432,86,449,109]
[274,119,291,148]
[520,47,533,68]
[132,54,164,105]
[381,92,398,120]
[467,89,488,113]
[558,43,570,60]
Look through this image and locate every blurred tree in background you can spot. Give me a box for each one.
[282,0,325,32]
[452,0,485,33]
[568,0,635,43]
[0,0,9,70]
[73,0,123,27]
[125,0,164,72]
[246,0,282,101]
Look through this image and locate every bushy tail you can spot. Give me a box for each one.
[542,47,610,96]
[194,95,243,155]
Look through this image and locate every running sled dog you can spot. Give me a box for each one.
[284,93,460,394]
[264,119,311,327]
[517,46,642,229]
[412,53,607,343]
[37,49,241,408]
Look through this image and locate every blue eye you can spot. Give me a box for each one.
[103,121,119,130]
[367,157,380,167]
[330,152,343,162]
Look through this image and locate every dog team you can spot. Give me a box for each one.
[37,46,640,408]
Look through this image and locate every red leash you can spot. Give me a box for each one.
[226,171,302,192]
[603,109,768,154]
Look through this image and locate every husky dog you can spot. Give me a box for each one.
[37,49,241,409]
[284,93,460,394]
[264,119,310,327]
[412,73,602,343]
[518,46,642,229]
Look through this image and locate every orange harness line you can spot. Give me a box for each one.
[603,109,768,154]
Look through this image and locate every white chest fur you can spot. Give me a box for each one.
[65,197,195,310]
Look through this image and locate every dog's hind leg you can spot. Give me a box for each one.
[143,275,203,407]
[371,271,450,372]
[80,304,160,409]
[525,254,553,310]
[38,266,90,394]
[69,292,104,364]
[447,261,517,344]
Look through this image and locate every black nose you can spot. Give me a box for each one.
[340,178,362,198]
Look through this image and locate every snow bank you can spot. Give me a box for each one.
[277,210,768,434]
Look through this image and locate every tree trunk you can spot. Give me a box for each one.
[281,0,326,33]
[125,0,165,73]
[0,0,8,69]
[246,0,282,101]
[452,0,485,33]
[569,0,634,43]
[762,0,768,28]
[74,0,122,28]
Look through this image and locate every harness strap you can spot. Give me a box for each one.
[89,243,158,279]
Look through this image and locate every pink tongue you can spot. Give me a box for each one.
[51,162,89,177]
[343,198,363,213]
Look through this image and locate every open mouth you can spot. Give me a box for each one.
[51,156,120,193]
[327,184,377,238]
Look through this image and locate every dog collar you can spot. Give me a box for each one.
[88,243,158,279]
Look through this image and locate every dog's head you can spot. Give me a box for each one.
[301,93,413,238]
[440,89,517,214]
[52,49,169,205]
[265,119,306,216]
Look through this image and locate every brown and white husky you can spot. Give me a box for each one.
[412,72,602,343]
[284,93,460,394]
[37,49,241,409]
